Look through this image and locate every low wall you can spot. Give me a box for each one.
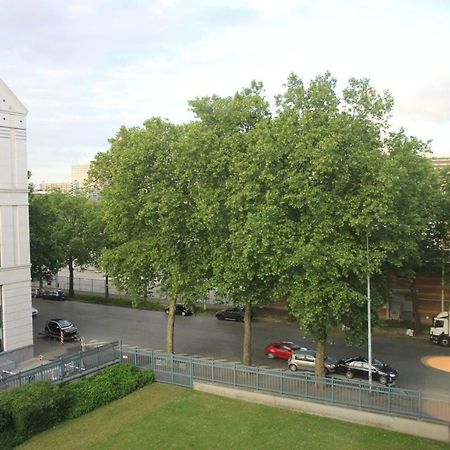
[194,381,450,444]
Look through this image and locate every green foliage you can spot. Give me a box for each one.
[64,364,154,419]
[90,71,446,363]
[29,193,65,281]
[0,381,67,448]
[0,365,154,449]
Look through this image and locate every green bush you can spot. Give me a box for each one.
[64,364,154,418]
[0,364,154,448]
[0,381,67,449]
[10,381,68,437]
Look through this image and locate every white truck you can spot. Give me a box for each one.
[430,311,450,347]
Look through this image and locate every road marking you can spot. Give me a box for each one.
[421,356,450,373]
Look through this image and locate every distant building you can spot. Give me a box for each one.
[431,157,450,170]
[71,164,90,188]
[0,79,33,365]
[39,181,75,193]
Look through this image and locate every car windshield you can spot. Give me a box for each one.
[58,320,73,328]
[287,343,300,350]
[372,359,385,369]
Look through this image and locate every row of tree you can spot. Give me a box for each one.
[30,73,449,376]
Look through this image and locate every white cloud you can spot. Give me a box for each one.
[2,0,450,183]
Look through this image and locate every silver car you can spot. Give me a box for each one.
[288,350,337,374]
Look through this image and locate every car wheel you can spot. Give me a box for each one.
[181,311,186,316]
[440,337,450,347]
[216,315,224,320]
[379,375,388,385]
[345,370,354,379]
[266,353,275,359]
[289,364,297,372]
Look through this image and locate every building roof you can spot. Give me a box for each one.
[0,78,28,115]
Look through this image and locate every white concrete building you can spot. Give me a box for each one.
[0,79,33,365]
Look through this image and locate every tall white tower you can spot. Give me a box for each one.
[0,79,33,365]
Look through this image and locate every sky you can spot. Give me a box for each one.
[1,0,450,184]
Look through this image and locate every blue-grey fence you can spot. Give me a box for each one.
[2,342,449,426]
[0,342,119,390]
[119,344,450,425]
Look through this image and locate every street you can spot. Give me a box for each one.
[31,297,450,396]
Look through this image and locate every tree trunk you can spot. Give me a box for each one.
[242,301,252,366]
[315,340,326,377]
[410,278,422,333]
[165,297,176,353]
[104,275,109,300]
[68,259,75,298]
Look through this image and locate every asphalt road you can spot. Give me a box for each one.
[31,298,450,396]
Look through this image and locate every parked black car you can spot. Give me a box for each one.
[35,288,66,300]
[164,304,193,316]
[336,356,398,385]
[44,319,78,340]
[42,289,66,300]
[216,307,252,322]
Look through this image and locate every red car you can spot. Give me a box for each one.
[264,341,306,360]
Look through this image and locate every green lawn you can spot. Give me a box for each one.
[18,384,447,450]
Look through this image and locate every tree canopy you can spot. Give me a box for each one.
[86,72,448,368]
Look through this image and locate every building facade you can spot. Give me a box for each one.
[71,164,90,188]
[39,181,74,193]
[0,79,33,365]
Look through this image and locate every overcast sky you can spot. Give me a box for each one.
[2,0,449,184]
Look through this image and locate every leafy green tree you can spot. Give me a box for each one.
[48,192,97,297]
[189,82,289,365]
[276,73,410,376]
[29,193,65,286]
[380,132,442,330]
[90,118,210,353]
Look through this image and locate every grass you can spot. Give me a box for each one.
[18,384,447,450]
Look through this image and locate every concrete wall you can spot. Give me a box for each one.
[0,79,33,363]
[194,382,450,444]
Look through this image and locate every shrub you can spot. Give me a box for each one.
[9,381,68,437]
[64,364,154,418]
[0,364,153,448]
[0,381,67,449]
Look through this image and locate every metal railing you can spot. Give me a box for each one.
[119,345,450,425]
[2,342,449,425]
[0,342,119,390]
[32,276,228,305]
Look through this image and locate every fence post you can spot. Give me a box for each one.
[190,356,193,387]
[60,358,65,380]
[256,367,259,391]
[97,346,100,368]
[134,347,138,367]
[305,376,308,399]
[234,363,236,387]
[388,386,391,413]
[212,359,215,384]
[280,371,284,395]
[331,377,334,403]
[418,391,422,418]
[171,354,174,384]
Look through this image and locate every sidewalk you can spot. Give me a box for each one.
[15,340,83,373]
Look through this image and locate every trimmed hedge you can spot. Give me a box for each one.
[0,364,153,449]
[64,363,154,418]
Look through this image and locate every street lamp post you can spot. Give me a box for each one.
[366,233,372,389]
